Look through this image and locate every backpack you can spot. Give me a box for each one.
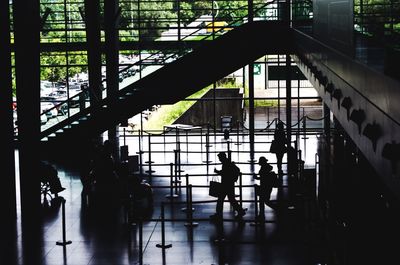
[230,161,241,182]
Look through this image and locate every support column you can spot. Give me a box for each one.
[285,54,292,177]
[83,0,103,156]
[0,0,16,223]
[247,0,254,164]
[323,103,331,139]
[249,63,255,162]
[13,0,43,262]
[84,0,102,106]
[285,54,292,144]
[105,0,120,161]
[248,0,254,22]
[0,1,18,263]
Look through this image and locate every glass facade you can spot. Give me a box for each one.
[15,0,389,137]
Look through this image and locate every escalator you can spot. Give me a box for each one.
[40,21,292,155]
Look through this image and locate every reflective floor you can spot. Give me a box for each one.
[10,130,332,265]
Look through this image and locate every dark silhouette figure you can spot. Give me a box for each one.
[123,174,154,222]
[90,140,120,195]
[254,157,276,218]
[210,152,246,221]
[80,140,102,195]
[287,145,299,177]
[39,161,65,197]
[271,121,287,175]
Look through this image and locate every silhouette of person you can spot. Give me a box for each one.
[210,152,246,221]
[253,156,276,218]
[39,161,65,197]
[287,145,298,177]
[91,140,119,194]
[272,121,287,175]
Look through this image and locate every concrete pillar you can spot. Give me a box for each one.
[249,63,255,163]
[0,0,17,223]
[84,0,102,106]
[285,54,292,143]
[0,1,18,263]
[105,0,121,161]
[13,0,43,262]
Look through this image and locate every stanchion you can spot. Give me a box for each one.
[250,185,265,226]
[163,126,166,148]
[145,133,155,174]
[184,185,199,228]
[227,140,231,161]
[235,121,241,146]
[181,174,194,212]
[166,163,178,199]
[139,218,143,265]
[302,109,309,140]
[137,131,144,176]
[56,197,72,246]
[174,148,184,173]
[203,133,212,164]
[239,173,243,208]
[206,123,212,147]
[156,202,172,249]
[173,150,182,195]
[200,127,203,153]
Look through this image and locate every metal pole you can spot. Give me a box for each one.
[138,130,144,176]
[227,140,231,161]
[56,198,72,246]
[145,133,155,175]
[235,121,241,146]
[184,185,198,227]
[166,163,178,199]
[175,149,182,195]
[156,202,172,249]
[239,173,243,208]
[250,184,259,226]
[139,219,143,265]
[200,127,203,154]
[181,174,194,212]
[203,132,211,163]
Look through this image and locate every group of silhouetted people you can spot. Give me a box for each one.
[79,139,154,218]
[209,119,295,221]
[73,119,294,222]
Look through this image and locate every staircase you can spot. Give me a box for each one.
[40,21,292,156]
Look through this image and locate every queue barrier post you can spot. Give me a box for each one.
[184,185,199,228]
[56,197,72,246]
[156,202,172,249]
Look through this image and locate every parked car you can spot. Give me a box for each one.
[40,113,48,125]
[41,102,58,118]
[41,95,68,115]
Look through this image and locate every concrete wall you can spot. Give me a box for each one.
[293,31,400,200]
[174,88,243,130]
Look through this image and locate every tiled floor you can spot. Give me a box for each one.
[12,131,330,265]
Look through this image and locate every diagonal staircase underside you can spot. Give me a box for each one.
[41,21,293,155]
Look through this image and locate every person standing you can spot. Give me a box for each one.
[254,156,277,218]
[210,152,246,221]
[271,121,287,175]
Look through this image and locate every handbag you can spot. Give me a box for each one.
[209,178,222,197]
[269,139,279,153]
[270,139,287,154]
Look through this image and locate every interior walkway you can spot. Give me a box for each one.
[10,130,332,265]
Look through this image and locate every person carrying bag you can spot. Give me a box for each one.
[209,152,247,221]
